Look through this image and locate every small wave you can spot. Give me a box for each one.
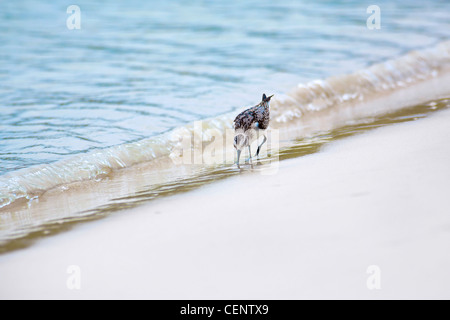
[1,40,450,210]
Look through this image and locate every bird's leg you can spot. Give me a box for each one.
[255,135,267,157]
[245,145,253,163]
[236,149,241,168]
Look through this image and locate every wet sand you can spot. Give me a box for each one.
[1,108,450,299]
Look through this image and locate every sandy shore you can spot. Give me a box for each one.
[1,108,450,300]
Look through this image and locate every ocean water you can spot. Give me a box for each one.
[1,0,449,174]
[1,0,450,251]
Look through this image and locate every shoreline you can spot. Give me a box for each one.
[1,108,450,299]
[2,41,450,214]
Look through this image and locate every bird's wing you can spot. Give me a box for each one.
[254,106,269,130]
[234,108,257,131]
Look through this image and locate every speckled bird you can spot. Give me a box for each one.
[233,93,273,167]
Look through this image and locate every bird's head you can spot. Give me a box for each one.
[233,133,248,151]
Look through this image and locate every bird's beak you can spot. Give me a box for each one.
[265,94,274,101]
[236,149,241,167]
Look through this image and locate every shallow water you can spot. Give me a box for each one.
[1,0,450,174]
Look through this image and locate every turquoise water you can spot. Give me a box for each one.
[1,0,450,174]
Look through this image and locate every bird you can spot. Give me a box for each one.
[233,93,273,167]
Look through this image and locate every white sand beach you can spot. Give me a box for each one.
[1,108,450,300]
